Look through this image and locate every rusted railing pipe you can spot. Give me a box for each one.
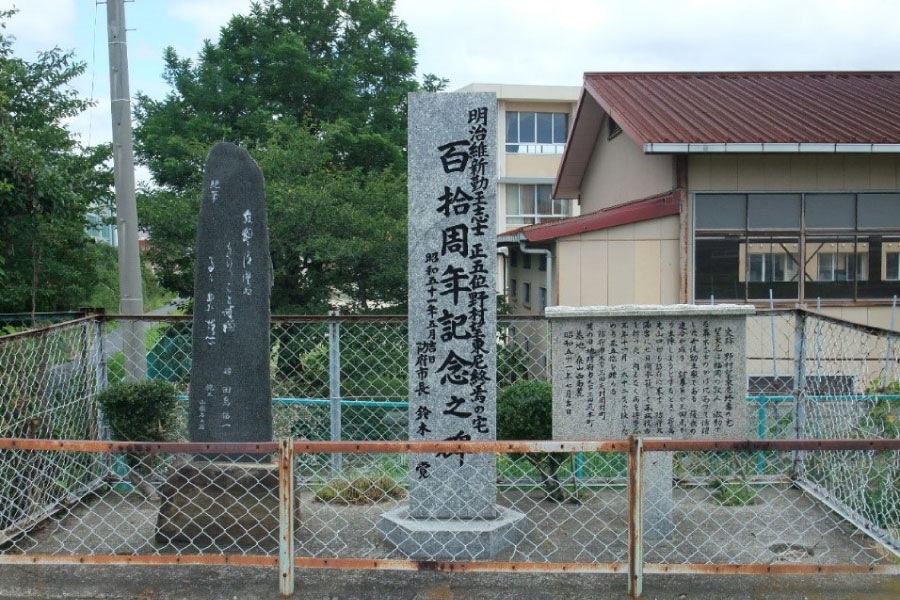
[1,438,897,454]
[279,438,294,597]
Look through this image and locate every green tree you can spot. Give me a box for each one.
[135,0,441,313]
[0,10,115,314]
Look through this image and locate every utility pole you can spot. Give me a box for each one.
[107,0,146,380]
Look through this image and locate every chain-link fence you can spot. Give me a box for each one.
[0,317,106,548]
[0,439,896,598]
[0,310,898,597]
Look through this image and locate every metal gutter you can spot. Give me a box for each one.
[644,142,900,153]
[519,240,553,311]
[497,232,526,245]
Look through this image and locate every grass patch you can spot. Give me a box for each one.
[710,479,758,506]
[313,475,406,505]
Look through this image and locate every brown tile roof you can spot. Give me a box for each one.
[499,189,682,243]
[584,71,900,144]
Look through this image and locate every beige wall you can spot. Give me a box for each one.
[688,154,900,192]
[579,118,673,213]
[555,215,680,306]
[815,306,898,331]
[503,100,574,114]
[505,154,563,179]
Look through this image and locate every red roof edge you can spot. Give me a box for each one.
[516,189,682,243]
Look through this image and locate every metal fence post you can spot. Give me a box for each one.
[883,294,897,384]
[627,435,643,599]
[94,313,109,441]
[279,437,295,597]
[328,310,342,473]
[792,311,807,479]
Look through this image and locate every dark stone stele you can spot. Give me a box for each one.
[157,142,282,548]
[188,141,272,447]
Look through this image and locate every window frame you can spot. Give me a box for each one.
[505,111,568,154]
[693,192,900,303]
[505,184,573,230]
[886,251,900,281]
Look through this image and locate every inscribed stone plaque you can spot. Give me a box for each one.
[407,92,497,519]
[547,305,754,440]
[188,142,272,444]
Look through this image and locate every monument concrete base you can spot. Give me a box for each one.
[155,460,295,547]
[379,506,526,560]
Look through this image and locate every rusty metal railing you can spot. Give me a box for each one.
[0,437,897,598]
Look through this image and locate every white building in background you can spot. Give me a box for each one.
[455,83,581,305]
[86,208,118,246]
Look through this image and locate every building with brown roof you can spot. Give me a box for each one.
[500,72,900,329]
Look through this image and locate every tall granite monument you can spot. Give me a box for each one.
[380,92,524,559]
[547,304,755,538]
[157,142,281,546]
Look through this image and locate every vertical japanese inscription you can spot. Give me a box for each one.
[189,142,272,446]
[407,93,497,519]
[549,307,751,441]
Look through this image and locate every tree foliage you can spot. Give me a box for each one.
[0,10,115,313]
[135,0,441,313]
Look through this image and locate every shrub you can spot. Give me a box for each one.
[299,342,330,396]
[497,380,552,440]
[313,475,405,504]
[865,378,900,438]
[97,379,178,441]
[497,343,530,387]
[497,380,575,502]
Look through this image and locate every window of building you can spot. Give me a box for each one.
[608,116,622,140]
[510,278,517,298]
[510,249,518,267]
[523,253,532,269]
[694,193,900,302]
[886,250,899,280]
[539,286,547,310]
[816,251,865,282]
[744,238,801,300]
[539,254,547,271]
[523,282,531,305]
[505,111,568,154]
[505,184,573,229]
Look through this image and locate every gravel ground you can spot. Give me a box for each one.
[2,481,897,599]
[15,483,888,566]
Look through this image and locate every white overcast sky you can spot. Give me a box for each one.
[2,0,900,180]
